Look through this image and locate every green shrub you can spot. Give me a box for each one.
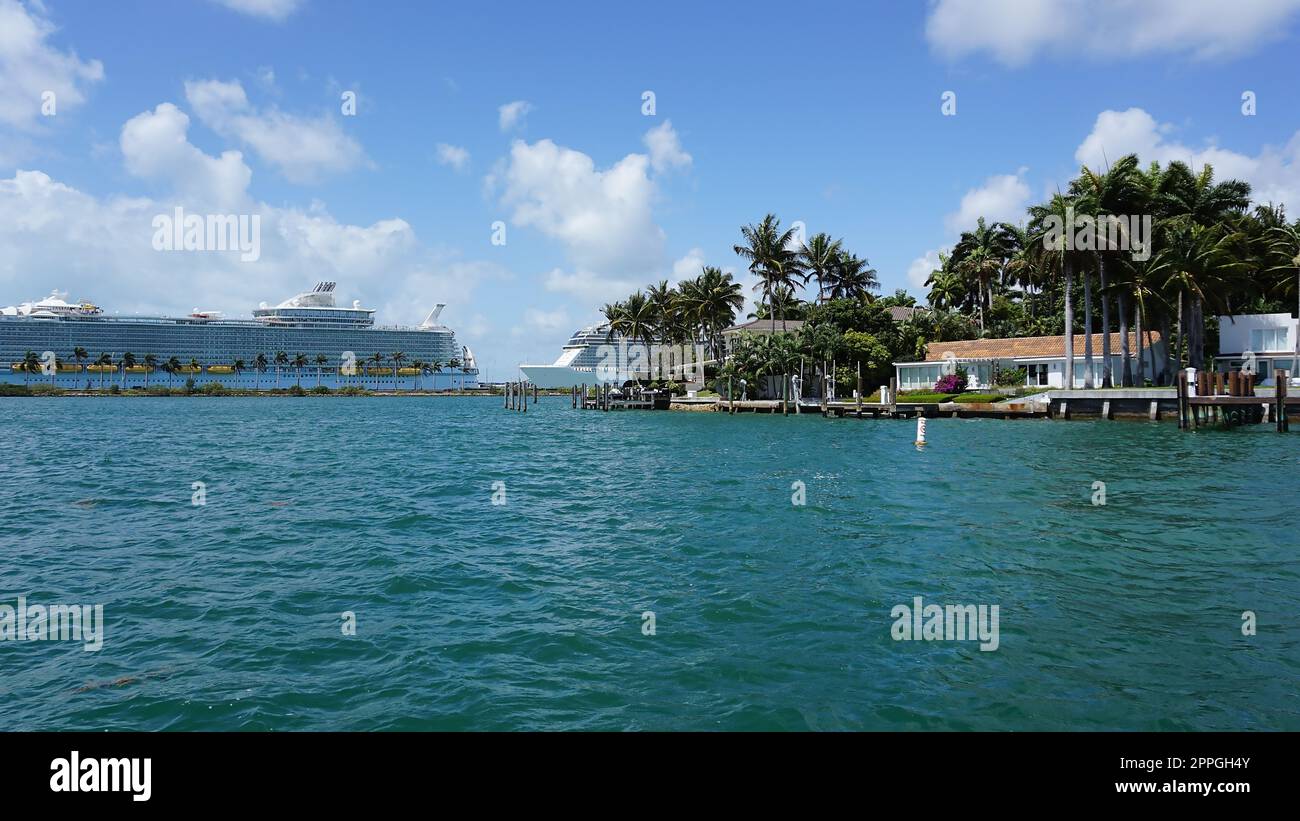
[287,384,306,396]
[310,385,331,395]
[201,381,227,395]
[28,383,65,395]
[337,385,368,396]
[183,378,196,395]
[993,365,1027,387]
[108,384,121,395]
[0,384,32,396]
[898,390,956,402]
[147,385,170,396]
[954,392,1008,403]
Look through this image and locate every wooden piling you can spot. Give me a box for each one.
[1176,375,1188,429]
[1277,369,1289,432]
[521,381,527,412]
[1214,371,1224,396]
[888,376,897,417]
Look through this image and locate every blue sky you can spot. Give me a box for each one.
[2,0,1299,379]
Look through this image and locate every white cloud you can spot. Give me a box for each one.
[643,120,692,173]
[498,100,533,132]
[0,103,501,336]
[212,0,304,21]
[185,78,365,183]
[671,247,706,282]
[926,0,1300,66]
[120,103,252,210]
[542,268,642,307]
[907,249,946,291]
[0,0,104,130]
[435,143,470,171]
[490,138,665,276]
[1075,107,1300,212]
[944,170,1031,233]
[517,307,571,336]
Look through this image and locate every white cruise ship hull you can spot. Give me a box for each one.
[518,364,626,388]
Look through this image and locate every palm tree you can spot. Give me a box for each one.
[1156,161,1251,369]
[274,351,288,388]
[390,351,407,392]
[825,250,879,300]
[143,354,158,388]
[166,357,182,389]
[21,350,38,385]
[292,353,307,387]
[1073,154,1144,386]
[95,353,111,390]
[253,354,268,391]
[411,359,426,391]
[949,217,1014,332]
[72,346,88,386]
[734,214,804,333]
[120,352,137,388]
[233,359,246,386]
[314,354,328,387]
[370,353,385,389]
[188,358,201,384]
[447,357,462,391]
[1029,193,1082,388]
[798,232,843,303]
[428,359,443,391]
[605,291,656,378]
[1267,219,1300,377]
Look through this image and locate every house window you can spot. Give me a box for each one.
[1027,363,1049,386]
[1251,327,1289,352]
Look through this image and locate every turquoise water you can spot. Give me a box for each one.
[1,396,1297,731]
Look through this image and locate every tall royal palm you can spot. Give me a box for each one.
[120,352,137,388]
[734,214,803,333]
[95,353,112,390]
[143,354,158,388]
[1073,154,1143,385]
[274,351,289,389]
[166,356,182,389]
[1028,193,1083,388]
[293,353,308,387]
[314,354,328,387]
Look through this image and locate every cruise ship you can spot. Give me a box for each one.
[1,283,479,390]
[519,323,708,388]
[519,324,645,388]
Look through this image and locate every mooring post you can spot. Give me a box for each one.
[728,376,734,415]
[1214,371,1224,396]
[521,381,527,413]
[534,383,539,404]
[1277,369,1288,432]
[856,362,863,415]
[1176,375,1187,429]
[888,376,897,417]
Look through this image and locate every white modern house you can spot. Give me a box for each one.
[894,332,1167,391]
[1213,313,1298,382]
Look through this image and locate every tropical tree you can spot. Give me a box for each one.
[120,352,137,388]
[292,353,307,387]
[253,353,268,391]
[143,354,158,388]
[825,251,879,301]
[21,350,38,385]
[274,351,289,388]
[95,353,112,390]
[798,232,843,303]
[734,214,804,332]
[390,351,406,392]
[166,356,182,389]
[233,359,246,386]
[314,354,328,387]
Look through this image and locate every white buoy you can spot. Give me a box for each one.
[915,416,927,447]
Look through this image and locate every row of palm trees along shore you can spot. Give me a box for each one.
[12,349,468,392]
[597,154,1299,399]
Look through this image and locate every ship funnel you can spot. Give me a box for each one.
[421,304,446,327]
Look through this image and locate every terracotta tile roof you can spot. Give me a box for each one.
[922,331,1160,362]
[723,319,807,334]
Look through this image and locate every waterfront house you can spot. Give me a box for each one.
[894,332,1167,392]
[721,318,806,357]
[1212,313,1297,382]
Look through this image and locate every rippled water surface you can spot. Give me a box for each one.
[1,395,1297,730]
